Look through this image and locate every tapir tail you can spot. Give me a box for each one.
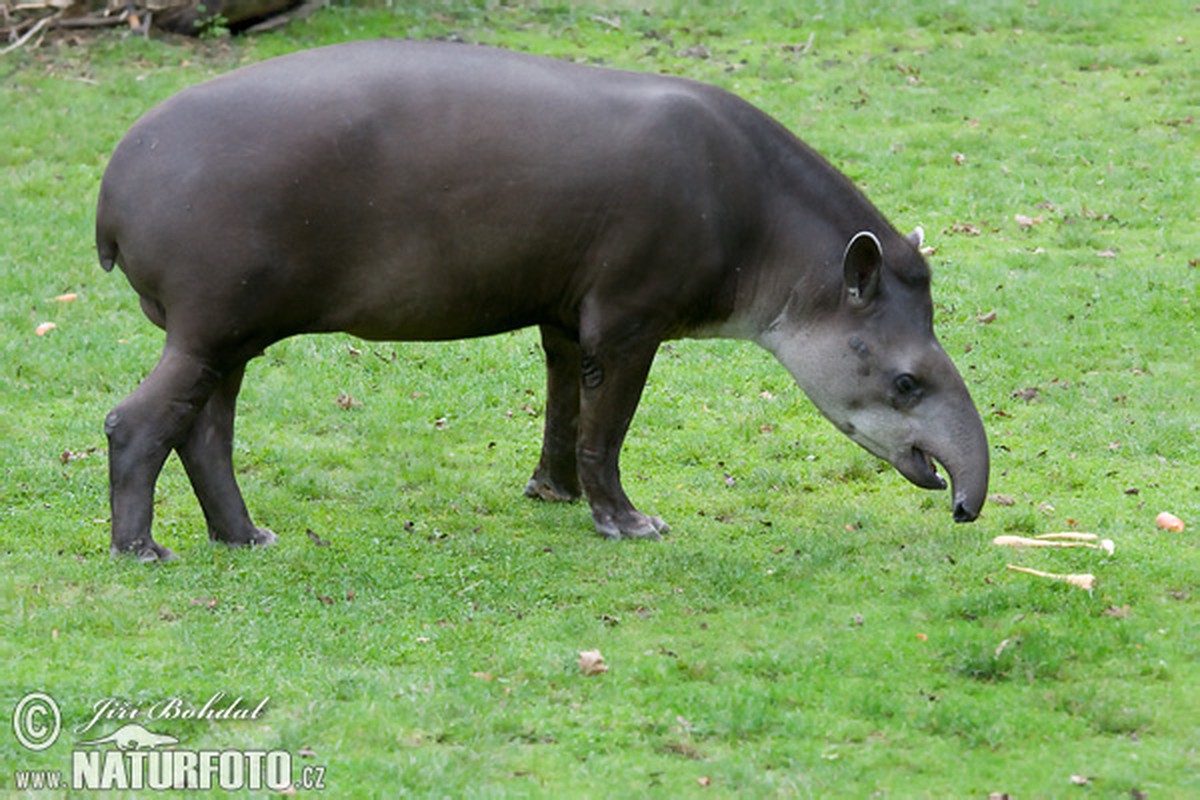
[96,179,119,272]
[97,229,118,273]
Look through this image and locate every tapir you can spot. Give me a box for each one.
[96,40,989,561]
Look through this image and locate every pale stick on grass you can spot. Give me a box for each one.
[1035,532,1099,541]
[993,535,1114,555]
[1006,564,1096,590]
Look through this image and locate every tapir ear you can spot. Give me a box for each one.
[905,226,925,249]
[843,231,883,304]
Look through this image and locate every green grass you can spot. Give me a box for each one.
[2,1,1198,797]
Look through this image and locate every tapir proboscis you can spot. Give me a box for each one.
[96,40,989,561]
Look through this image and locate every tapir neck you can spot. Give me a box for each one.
[690,122,898,342]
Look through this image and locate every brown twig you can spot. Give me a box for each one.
[1,10,59,56]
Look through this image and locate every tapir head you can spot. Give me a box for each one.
[762,228,989,521]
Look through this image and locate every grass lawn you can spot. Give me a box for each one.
[2,1,1197,796]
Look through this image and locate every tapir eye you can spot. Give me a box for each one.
[894,373,920,397]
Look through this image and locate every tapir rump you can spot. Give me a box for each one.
[96,40,989,561]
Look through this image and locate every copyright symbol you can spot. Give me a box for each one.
[13,692,61,751]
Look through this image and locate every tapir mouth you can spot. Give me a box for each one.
[896,447,948,492]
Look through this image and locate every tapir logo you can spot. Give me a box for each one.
[76,723,179,750]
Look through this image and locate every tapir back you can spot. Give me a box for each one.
[97,40,774,346]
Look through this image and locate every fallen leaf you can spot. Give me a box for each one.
[472,671,494,681]
[660,741,705,760]
[306,587,335,605]
[1069,775,1090,786]
[1103,605,1130,618]
[916,632,928,641]
[35,321,57,336]
[678,44,711,60]
[989,494,1017,506]
[335,392,362,409]
[590,13,622,30]
[306,528,330,546]
[953,152,966,165]
[434,416,449,430]
[578,649,608,676]
[977,310,998,324]
[53,292,78,303]
[1097,248,1118,258]
[1014,213,1044,229]
[60,447,96,464]
[697,776,712,787]
[1012,386,1040,402]
[296,745,317,758]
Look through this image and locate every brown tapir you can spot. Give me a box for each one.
[96,40,989,561]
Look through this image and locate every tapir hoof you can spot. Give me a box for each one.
[592,511,669,541]
[524,476,582,503]
[212,526,278,548]
[249,527,278,547]
[111,539,177,563]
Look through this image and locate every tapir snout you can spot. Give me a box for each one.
[96,40,988,560]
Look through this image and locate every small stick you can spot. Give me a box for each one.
[993,535,1060,548]
[1006,564,1095,590]
[0,11,56,56]
[1035,532,1099,541]
[993,535,1114,555]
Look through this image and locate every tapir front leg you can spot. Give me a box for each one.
[176,364,277,548]
[575,332,668,540]
[525,324,583,503]
[106,346,224,561]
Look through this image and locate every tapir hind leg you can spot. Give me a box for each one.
[175,364,276,548]
[525,324,583,502]
[106,344,226,561]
